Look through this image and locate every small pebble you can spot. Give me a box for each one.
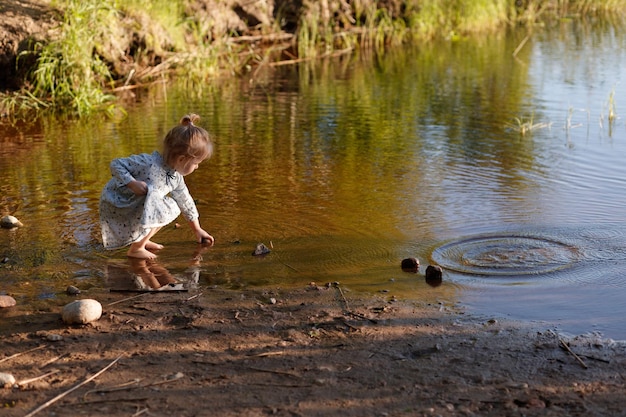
[0,295,16,308]
[425,265,443,287]
[0,373,16,388]
[62,299,102,324]
[66,285,81,295]
[252,243,271,256]
[0,215,23,229]
[401,257,419,273]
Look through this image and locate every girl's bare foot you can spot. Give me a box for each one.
[145,241,164,251]
[127,247,158,259]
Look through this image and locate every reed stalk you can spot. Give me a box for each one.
[509,114,552,136]
[34,0,118,116]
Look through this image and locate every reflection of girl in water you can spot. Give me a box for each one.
[99,114,214,259]
[106,243,209,291]
[129,259,177,290]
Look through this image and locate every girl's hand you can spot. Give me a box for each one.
[189,220,214,246]
[197,229,215,246]
[127,180,148,196]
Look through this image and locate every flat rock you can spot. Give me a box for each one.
[61,299,102,324]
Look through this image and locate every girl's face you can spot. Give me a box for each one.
[174,156,203,176]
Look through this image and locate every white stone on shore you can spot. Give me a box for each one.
[0,373,16,388]
[61,299,102,324]
[0,295,16,308]
[0,215,23,229]
[46,333,63,342]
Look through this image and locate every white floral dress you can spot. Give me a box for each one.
[99,151,199,249]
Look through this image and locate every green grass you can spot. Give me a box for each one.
[5,0,119,117]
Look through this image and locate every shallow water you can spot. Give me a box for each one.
[2,20,626,338]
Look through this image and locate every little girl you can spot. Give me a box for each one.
[99,114,214,259]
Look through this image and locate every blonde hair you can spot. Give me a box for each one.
[162,114,213,167]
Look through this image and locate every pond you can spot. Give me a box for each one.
[2,19,626,339]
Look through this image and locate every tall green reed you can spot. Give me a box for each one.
[28,0,118,117]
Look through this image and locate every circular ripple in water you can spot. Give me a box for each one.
[432,235,581,276]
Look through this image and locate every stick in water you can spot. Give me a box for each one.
[559,338,588,369]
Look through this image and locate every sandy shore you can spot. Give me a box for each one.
[1,283,625,416]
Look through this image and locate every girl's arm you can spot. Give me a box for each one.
[109,153,152,188]
[170,175,211,244]
[127,180,148,196]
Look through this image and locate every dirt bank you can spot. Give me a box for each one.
[0,0,346,91]
[0,0,57,90]
[1,283,626,416]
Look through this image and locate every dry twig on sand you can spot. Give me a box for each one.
[558,337,588,369]
[0,345,46,364]
[107,293,151,306]
[332,283,378,324]
[17,370,60,386]
[82,372,184,400]
[24,355,124,417]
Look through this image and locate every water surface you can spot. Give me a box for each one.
[2,20,626,339]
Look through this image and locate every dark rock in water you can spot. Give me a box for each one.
[401,257,419,273]
[253,243,271,256]
[425,265,443,287]
[66,285,81,295]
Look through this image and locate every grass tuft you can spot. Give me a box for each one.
[508,113,552,136]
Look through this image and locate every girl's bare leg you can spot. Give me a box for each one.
[128,227,162,259]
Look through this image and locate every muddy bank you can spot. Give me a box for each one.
[2,284,626,416]
[0,0,58,90]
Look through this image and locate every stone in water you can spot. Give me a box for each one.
[252,243,271,256]
[0,215,23,229]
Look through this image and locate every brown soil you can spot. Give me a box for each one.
[1,283,626,417]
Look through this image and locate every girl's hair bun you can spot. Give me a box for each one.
[181,113,200,126]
